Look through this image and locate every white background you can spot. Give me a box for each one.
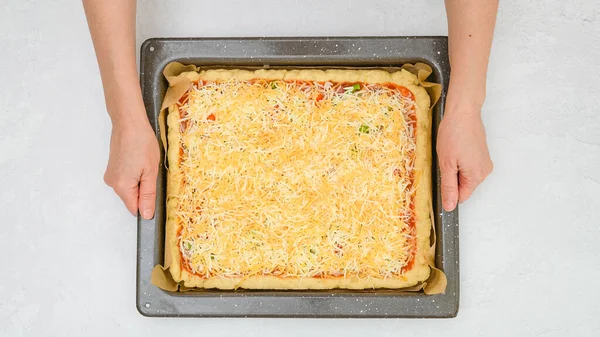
[1,0,600,336]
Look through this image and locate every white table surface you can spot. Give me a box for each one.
[1,0,599,336]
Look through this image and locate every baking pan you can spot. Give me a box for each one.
[137,37,458,318]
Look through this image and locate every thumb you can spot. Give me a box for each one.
[440,163,459,212]
[138,168,157,220]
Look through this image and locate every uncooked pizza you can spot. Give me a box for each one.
[165,68,432,289]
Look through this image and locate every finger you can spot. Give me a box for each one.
[440,164,459,211]
[458,172,481,203]
[138,167,158,220]
[114,182,139,216]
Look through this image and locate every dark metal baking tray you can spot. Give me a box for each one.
[137,37,458,318]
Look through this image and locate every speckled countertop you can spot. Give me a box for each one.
[1,1,599,336]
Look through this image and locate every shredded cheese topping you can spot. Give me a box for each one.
[173,78,418,280]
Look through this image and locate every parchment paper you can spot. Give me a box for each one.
[152,62,447,294]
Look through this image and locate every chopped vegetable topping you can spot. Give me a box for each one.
[343,83,361,93]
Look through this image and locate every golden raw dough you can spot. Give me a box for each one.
[165,68,432,289]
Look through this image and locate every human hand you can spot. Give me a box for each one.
[103,121,160,219]
[436,97,493,211]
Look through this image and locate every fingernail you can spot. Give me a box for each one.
[444,201,456,211]
[142,209,153,219]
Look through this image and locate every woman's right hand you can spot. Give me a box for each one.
[83,0,160,218]
[103,119,160,219]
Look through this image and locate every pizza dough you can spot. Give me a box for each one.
[164,68,432,289]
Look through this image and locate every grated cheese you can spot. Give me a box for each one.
[172,78,418,280]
